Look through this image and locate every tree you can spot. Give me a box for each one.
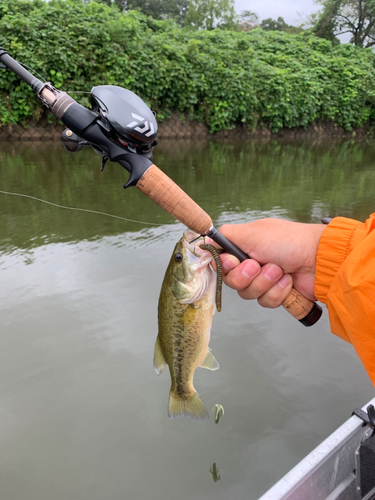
[184,0,236,30]
[260,16,303,34]
[95,0,188,24]
[94,0,124,10]
[314,0,375,47]
[261,16,288,31]
[237,10,259,31]
[126,0,188,23]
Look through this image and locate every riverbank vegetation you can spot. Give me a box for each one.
[1,0,375,133]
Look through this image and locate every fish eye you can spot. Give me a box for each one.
[174,253,183,263]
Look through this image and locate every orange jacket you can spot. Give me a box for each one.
[315,213,375,384]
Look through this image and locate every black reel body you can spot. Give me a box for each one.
[90,85,158,155]
[61,85,158,163]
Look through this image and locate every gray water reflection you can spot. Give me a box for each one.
[0,139,374,500]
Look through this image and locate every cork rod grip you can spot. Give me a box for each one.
[282,288,316,321]
[136,164,213,234]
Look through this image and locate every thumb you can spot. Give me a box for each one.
[217,223,258,257]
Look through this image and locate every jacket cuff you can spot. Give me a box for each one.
[314,217,362,303]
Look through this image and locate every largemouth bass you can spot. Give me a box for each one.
[154,230,220,421]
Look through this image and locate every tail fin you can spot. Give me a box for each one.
[168,390,209,421]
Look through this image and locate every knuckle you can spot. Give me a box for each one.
[257,286,289,309]
[237,275,272,300]
[223,273,242,291]
[257,296,281,309]
[223,267,250,291]
[238,289,257,300]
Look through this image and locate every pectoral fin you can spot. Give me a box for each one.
[154,336,167,375]
[200,347,220,371]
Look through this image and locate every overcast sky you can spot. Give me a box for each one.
[234,0,320,25]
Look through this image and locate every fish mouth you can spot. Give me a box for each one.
[183,230,213,268]
[183,229,204,245]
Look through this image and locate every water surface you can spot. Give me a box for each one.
[0,138,374,499]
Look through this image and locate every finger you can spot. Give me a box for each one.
[205,236,250,269]
[237,263,283,300]
[209,252,239,275]
[223,259,261,290]
[221,254,240,275]
[217,223,254,256]
[257,274,293,309]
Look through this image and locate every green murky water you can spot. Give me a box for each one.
[0,138,374,499]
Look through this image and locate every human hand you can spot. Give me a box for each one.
[213,219,326,308]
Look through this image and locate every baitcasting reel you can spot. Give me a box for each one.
[61,85,158,166]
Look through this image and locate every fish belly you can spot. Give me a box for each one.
[157,291,215,420]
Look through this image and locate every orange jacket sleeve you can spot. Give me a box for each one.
[314,213,375,384]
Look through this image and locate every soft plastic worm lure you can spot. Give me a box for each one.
[199,243,223,312]
[212,404,225,424]
[210,462,221,482]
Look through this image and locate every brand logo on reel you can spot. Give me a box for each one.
[127,113,154,137]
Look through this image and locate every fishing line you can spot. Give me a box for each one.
[19,63,47,83]
[64,91,91,94]
[14,61,90,94]
[0,190,165,226]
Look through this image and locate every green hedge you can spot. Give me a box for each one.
[1,0,375,132]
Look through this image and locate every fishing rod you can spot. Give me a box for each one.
[0,47,323,326]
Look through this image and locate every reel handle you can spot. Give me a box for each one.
[136,164,322,327]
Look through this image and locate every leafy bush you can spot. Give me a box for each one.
[1,0,375,132]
